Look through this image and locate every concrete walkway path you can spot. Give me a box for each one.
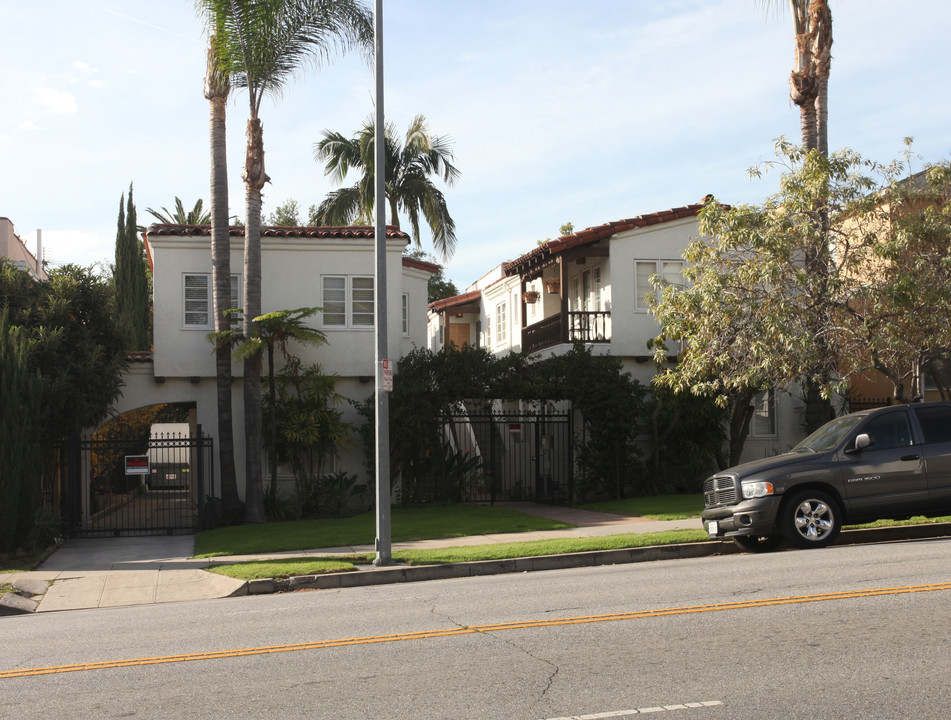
[1,505,704,613]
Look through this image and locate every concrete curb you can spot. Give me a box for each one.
[0,577,51,615]
[226,522,951,597]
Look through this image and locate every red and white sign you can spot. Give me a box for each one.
[381,359,394,392]
[125,455,150,476]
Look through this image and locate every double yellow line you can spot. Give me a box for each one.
[4,581,950,679]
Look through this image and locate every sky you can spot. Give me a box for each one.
[2,0,949,289]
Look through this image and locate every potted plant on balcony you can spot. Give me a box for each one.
[523,290,540,304]
[543,278,560,294]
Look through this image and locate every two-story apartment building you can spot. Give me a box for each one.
[114,223,437,500]
[429,203,805,463]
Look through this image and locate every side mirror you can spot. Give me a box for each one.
[853,433,872,452]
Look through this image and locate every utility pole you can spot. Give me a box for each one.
[373,0,392,566]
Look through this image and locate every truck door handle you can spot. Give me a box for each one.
[901,454,920,462]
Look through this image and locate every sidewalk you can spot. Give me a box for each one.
[1,505,704,613]
[6,505,949,614]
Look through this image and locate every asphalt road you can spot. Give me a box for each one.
[3,537,951,719]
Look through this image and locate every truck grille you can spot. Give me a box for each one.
[704,475,737,507]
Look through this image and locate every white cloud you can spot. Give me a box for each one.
[72,61,98,75]
[32,87,78,115]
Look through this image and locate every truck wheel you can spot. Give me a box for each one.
[733,535,783,553]
[780,490,840,549]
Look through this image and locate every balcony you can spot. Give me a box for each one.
[522,311,610,354]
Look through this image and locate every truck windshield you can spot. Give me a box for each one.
[792,414,866,453]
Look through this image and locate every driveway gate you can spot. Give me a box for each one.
[59,429,216,537]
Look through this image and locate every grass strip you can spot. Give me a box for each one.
[207,557,367,581]
[845,514,951,529]
[394,529,711,564]
[194,504,572,558]
[580,494,703,521]
[204,530,711,581]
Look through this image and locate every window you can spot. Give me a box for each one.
[496,302,507,344]
[635,260,683,311]
[485,313,492,347]
[750,390,777,437]
[913,405,951,444]
[322,275,374,328]
[582,268,602,311]
[183,273,240,329]
[861,411,914,450]
[401,294,409,335]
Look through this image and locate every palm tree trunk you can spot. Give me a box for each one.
[810,0,833,156]
[205,39,241,522]
[242,115,269,524]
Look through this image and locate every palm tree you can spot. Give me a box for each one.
[145,198,212,225]
[202,29,241,521]
[764,1,833,154]
[234,308,327,505]
[314,114,461,261]
[200,0,372,523]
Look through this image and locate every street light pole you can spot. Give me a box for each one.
[373,0,392,566]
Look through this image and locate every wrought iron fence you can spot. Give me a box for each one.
[51,430,216,537]
[404,411,573,505]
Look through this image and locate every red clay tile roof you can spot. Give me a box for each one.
[503,202,707,277]
[402,256,441,274]
[146,223,411,240]
[429,290,481,313]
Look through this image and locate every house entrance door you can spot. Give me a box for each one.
[448,322,470,348]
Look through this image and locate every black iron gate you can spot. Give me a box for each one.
[443,411,573,504]
[58,429,216,537]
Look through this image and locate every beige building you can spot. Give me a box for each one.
[0,217,46,280]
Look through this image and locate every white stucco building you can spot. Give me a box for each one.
[428,203,805,464]
[113,224,437,500]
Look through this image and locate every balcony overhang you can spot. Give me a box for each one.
[429,290,481,316]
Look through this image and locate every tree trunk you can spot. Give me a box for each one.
[728,390,757,468]
[810,0,832,156]
[205,40,241,522]
[242,116,268,524]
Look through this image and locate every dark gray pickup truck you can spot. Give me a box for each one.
[702,401,951,551]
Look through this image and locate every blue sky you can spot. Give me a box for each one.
[2,0,949,289]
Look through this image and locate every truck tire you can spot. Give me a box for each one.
[733,534,783,553]
[780,489,841,549]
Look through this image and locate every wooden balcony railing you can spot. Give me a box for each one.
[522,311,610,353]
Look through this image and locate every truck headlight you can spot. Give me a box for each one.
[741,480,774,499]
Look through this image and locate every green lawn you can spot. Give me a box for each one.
[580,494,704,520]
[206,528,711,581]
[194,503,573,558]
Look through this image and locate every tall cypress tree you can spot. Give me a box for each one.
[0,310,43,552]
[114,183,151,350]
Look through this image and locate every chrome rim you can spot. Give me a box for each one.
[793,499,834,542]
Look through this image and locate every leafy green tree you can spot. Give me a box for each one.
[145,198,211,225]
[652,143,951,449]
[114,184,151,350]
[530,344,648,499]
[0,260,126,549]
[268,358,351,518]
[213,307,329,505]
[0,310,44,552]
[267,198,302,226]
[404,247,458,302]
[314,114,460,261]
[200,0,373,523]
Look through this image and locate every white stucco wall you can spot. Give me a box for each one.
[135,229,432,499]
